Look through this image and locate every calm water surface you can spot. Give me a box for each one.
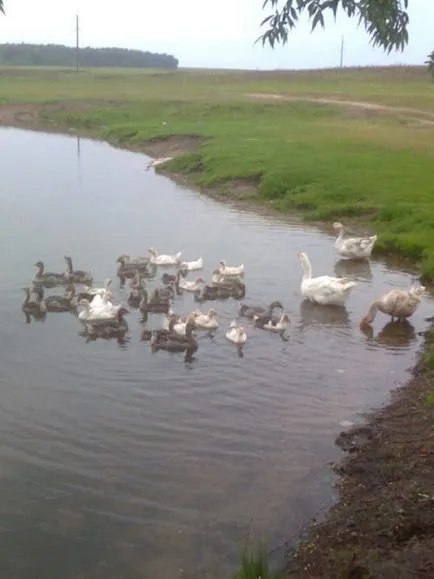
[0,127,432,579]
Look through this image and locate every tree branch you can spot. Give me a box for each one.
[258,0,409,53]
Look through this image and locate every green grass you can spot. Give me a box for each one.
[2,65,434,278]
[232,546,283,579]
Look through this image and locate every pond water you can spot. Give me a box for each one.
[0,127,432,579]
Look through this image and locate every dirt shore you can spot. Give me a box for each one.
[285,332,434,579]
[2,102,434,579]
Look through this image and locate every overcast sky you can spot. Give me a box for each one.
[0,0,431,69]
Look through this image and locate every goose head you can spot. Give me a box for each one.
[185,315,197,337]
[117,307,130,318]
[269,300,284,310]
[34,260,44,272]
[332,222,345,233]
[219,260,227,268]
[207,308,217,318]
[148,247,157,257]
[410,285,426,297]
[229,320,237,329]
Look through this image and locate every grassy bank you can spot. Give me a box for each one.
[1,66,434,278]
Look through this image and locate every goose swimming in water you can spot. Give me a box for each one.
[77,299,120,325]
[150,316,198,361]
[21,287,47,317]
[192,308,219,330]
[64,256,93,284]
[212,270,246,296]
[225,321,247,345]
[178,276,205,292]
[333,222,378,260]
[33,261,67,287]
[239,300,283,319]
[139,288,170,314]
[254,313,290,332]
[218,260,245,277]
[34,284,76,313]
[116,255,153,279]
[83,307,130,338]
[297,251,357,307]
[179,257,203,271]
[194,282,245,303]
[359,286,425,328]
[148,247,182,266]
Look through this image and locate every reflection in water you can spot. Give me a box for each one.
[334,258,373,281]
[23,310,47,324]
[359,320,417,350]
[297,299,351,329]
[78,328,130,348]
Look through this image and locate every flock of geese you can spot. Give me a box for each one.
[21,222,427,361]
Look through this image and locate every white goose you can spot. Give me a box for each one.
[148,247,182,266]
[226,320,247,344]
[192,308,219,330]
[333,222,377,260]
[171,314,196,336]
[178,276,205,292]
[218,260,245,277]
[359,285,425,327]
[297,251,357,306]
[180,257,203,271]
[162,309,188,330]
[88,290,122,317]
[78,299,119,324]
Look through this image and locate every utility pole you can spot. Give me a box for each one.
[339,35,344,68]
[75,13,80,73]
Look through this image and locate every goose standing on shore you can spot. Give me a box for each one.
[333,222,377,260]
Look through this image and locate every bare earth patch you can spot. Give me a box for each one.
[286,350,434,579]
[141,134,203,159]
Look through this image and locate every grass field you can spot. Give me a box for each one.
[1,65,434,279]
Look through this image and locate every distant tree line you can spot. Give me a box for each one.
[0,43,179,69]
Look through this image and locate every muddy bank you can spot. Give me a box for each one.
[285,335,434,579]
